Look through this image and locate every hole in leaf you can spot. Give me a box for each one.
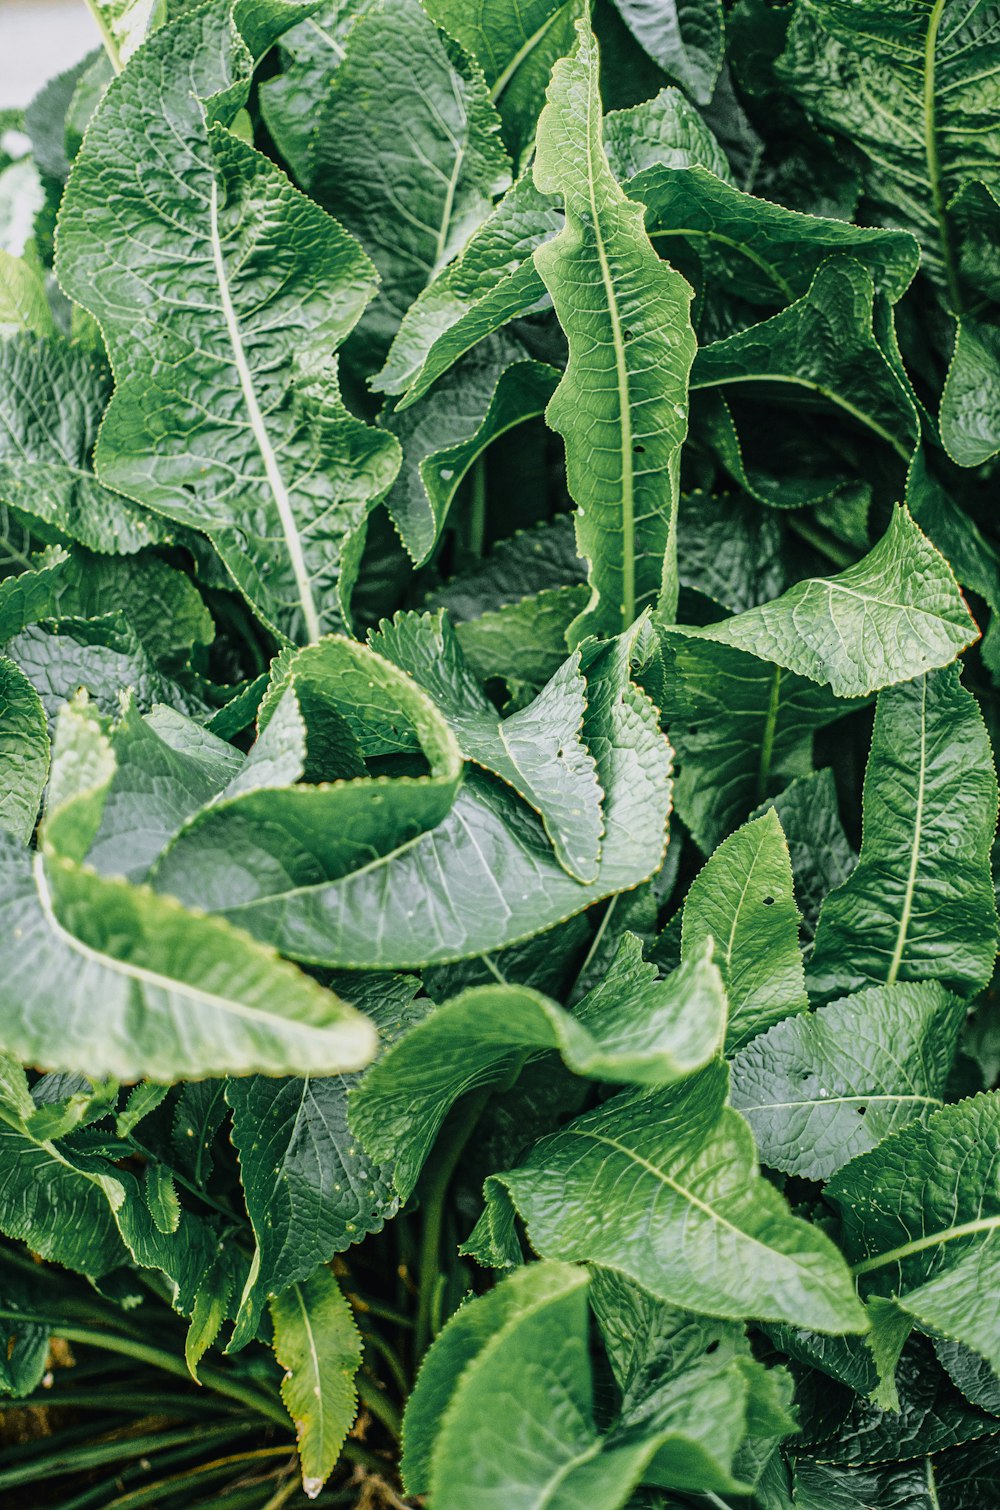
[762,896,775,906]
[633,444,645,454]
[623,329,634,340]
[705,1340,720,1355]
[856,1105,867,1116]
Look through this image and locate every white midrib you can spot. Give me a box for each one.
[32,852,335,1038]
[290,1281,326,1465]
[851,1213,1000,1276]
[886,675,927,985]
[208,179,321,643]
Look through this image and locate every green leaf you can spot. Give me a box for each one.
[271,1266,362,1499]
[115,1080,170,1138]
[754,770,857,950]
[0,656,47,844]
[533,20,696,638]
[590,1268,798,1495]
[0,334,168,554]
[159,623,673,968]
[311,0,511,362]
[0,696,377,1081]
[85,0,162,68]
[469,1061,867,1334]
[403,1261,667,1507]
[424,0,587,170]
[370,610,602,880]
[829,1093,1000,1381]
[0,1120,126,1278]
[143,1161,180,1235]
[258,0,374,186]
[384,348,558,566]
[730,982,965,1179]
[691,259,919,465]
[56,0,401,644]
[940,317,1000,467]
[661,634,851,853]
[351,934,726,1202]
[603,86,733,184]
[776,0,1000,305]
[453,584,590,693]
[376,174,559,406]
[811,665,999,999]
[681,809,807,1052]
[636,166,918,311]
[607,0,723,105]
[676,506,977,699]
[0,251,53,337]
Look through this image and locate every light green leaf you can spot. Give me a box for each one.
[776,0,1000,304]
[57,0,400,644]
[115,1080,170,1139]
[940,317,1000,467]
[730,982,965,1179]
[0,656,47,844]
[829,1092,1000,1379]
[469,1061,867,1334]
[682,809,806,1052]
[811,665,999,999]
[604,85,733,184]
[271,1266,362,1499]
[0,696,377,1082]
[533,20,696,638]
[0,250,53,337]
[84,0,162,69]
[403,1261,666,1508]
[311,0,511,362]
[677,506,977,700]
[753,770,857,949]
[371,610,602,880]
[143,1161,180,1236]
[351,934,726,1202]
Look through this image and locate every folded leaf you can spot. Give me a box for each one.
[677,506,977,700]
[811,666,999,998]
[57,0,401,643]
[271,1266,362,1499]
[351,934,726,1202]
[0,697,377,1081]
[940,317,1000,467]
[682,808,807,1052]
[607,0,723,105]
[636,165,918,309]
[167,623,672,967]
[691,260,918,465]
[730,983,965,1179]
[371,610,602,880]
[533,20,696,638]
[468,1061,866,1334]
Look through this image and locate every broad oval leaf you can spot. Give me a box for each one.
[57,0,401,644]
[730,982,965,1180]
[468,1061,867,1335]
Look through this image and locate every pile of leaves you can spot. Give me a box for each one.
[1,0,1000,1504]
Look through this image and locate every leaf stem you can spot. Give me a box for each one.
[415,1086,493,1357]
